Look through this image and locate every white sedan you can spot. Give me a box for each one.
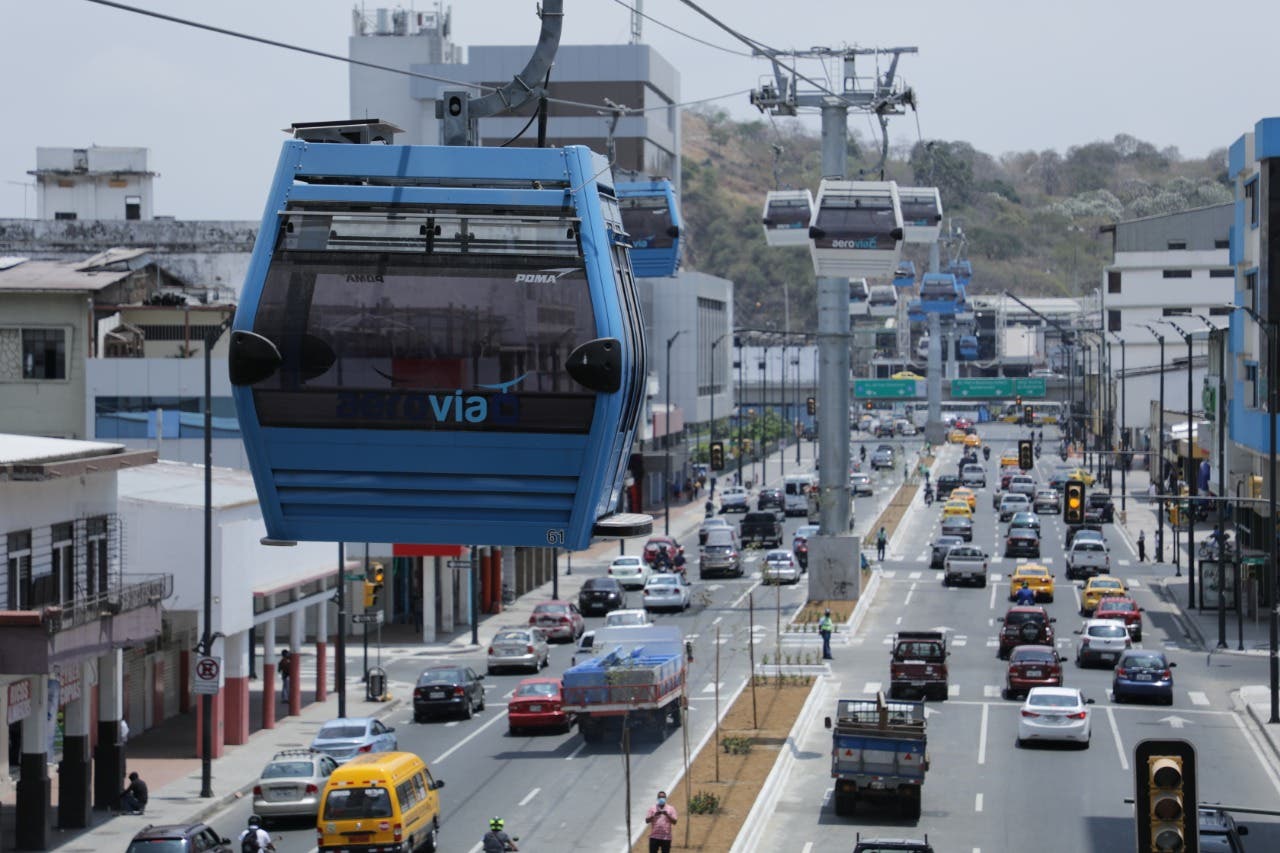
[642,573,692,612]
[761,550,802,585]
[608,555,649,590]
[1016,686,1093,748]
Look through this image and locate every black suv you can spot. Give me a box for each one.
[757,488,785,511]
[1085,491,1115,523]
[935,475,962,500]
[127,824,233,853]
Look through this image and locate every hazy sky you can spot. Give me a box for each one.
[3,0,1276,221]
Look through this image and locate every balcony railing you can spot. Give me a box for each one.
[42,573,173,634]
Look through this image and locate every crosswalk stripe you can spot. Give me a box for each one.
[863,681,882,694]
[953,636,968,646]
[983,685,1001,698]
[1117,559,1132,567]
[949,684,960,697]
[909,571,922,579]
[1189,691,1210,706]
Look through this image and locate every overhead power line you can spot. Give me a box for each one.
[608,0,752,57]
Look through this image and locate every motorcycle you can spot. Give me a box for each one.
[923,485,935,506]
[1034,443,1042,459]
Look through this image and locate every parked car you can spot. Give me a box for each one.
[1004,645,1065,699]
[487,626,550,674]
[719,486,749,513]
[642,536,680,566]
[126,824,233,853]
[997,606,1056,659]
[1004,526,1041,558]
[529,600,586,642]
[577,577,626,616]
[1067,539,1111,581]
[1080,576,1128,614]
[757,488,785,511]
[850,472,874,496]
[1074,619,1131,668]
[642,572,693,611]
[940,514,973,542]
[1033,489,1061,513]
[252,749,338,825]
[607,555,649,590]
[507,677,573,735]
[1112,650,1177,704]
[1094,596,1143,641]
[311,717,398,759]
[761,550,802,585]
[412,667,485,721]
[603,608,651,628]
[930,535,964,569]
[1016,687,1093,747]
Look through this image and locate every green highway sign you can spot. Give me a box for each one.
[854,379,921,399]
[1013,377,1047,397]
[949,378,1013,398]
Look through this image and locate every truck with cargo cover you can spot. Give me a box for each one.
[561,625,687,743]
[824,693,929,819]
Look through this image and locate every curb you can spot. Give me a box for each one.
[1153,579,1208,651]
[1242,689,1280,766]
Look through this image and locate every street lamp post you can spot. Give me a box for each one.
[1197,314,1229,648]
[1110,333,1128,513]
[710,333,728,469]
[664,330,684,535]
[778,343,786,480]
[1162,318,1199,608]
[793,348,802,466]
[758,348,768,487]
[735,338,744,485]
[1143,325,1167,564]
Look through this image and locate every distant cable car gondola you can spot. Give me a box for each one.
[919,272,964,315]
[229,122,651,549]
[761,189,815,247]
[867,283,899,318]
[808,180,904,277]
[848,278,871,318]
[893,260,917,288]
[958,334,980,360]
[907,298,926,324]
[617,179,682,277]
[896,186,944,244]
[947,259,973,287]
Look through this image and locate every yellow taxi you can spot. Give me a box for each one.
[964,432,982,448]
[948,428,968,444]
[1008,564,1055,602]
[950,486,977,510]
[1000,450,1020,468]
[941,499,973,519]
[1062,467,1096,486]
[1080,576,1128,614]
[891,370,924,380]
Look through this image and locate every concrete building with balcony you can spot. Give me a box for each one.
[0,435,164,849]
[1099,204,1235,454]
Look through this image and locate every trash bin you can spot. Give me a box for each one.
[366,666,386,702]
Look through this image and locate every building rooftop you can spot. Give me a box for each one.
[0,255,137,292]
[117,460,262,511]
[0,434,156,479]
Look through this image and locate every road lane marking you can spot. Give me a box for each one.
[711,616,722,625]
[518,787,540,806]
[730,579,763,608]
[1105,706,1129,771]
[953,635,968,646]
[1188,691,1210,706]
[896,616,902,625]
[1072,583,1081,612]
[863,681,882,694]
[801,845,813,853]
[975,792,984,812]
[903,589,914,606]
[978,703,989,764]
[702,682,724,693]
[909,571,922,579]
[431,706,508,764]
[950,684,960,697]
[988,581,997,610]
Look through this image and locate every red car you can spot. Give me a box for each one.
[642,536,679,566]
[507,677,573,735]
[529,601,585,642]
[1094,596,1143,641]
[1004,645,1064,698]
[953,417,972,430]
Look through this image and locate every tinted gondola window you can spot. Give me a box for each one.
[812,200,898,250]
[619,196,675,249]
[765,196,812,228]
[251,249,597,433]
[899,198,939,227]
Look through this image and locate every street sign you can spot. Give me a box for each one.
[446,559,471,570]
[192,655,221,695]
[343,573,367,582]
[853,379,921,399]
[352,611,384,625]
[949,378,1014,398]
[1013,377,1047,397]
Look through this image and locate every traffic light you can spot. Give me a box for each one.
[1018,439,1034,471]
[364,562,385,608]
[1024,405,1034,425]
[710,441,725,471]
[362,580,377,608]
[1064,479,1085,525]
[807,396,817,416]
[1134,739,1199,853]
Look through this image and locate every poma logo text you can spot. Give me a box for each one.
[514,267,579,284]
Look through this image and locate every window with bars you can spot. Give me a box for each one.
[6,531,32,610]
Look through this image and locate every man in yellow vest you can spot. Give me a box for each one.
[819,609,834,660]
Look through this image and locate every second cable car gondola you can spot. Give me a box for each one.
[808,180,904,278]
[958,334,980,360]
[617,179,682,277]
[919,272,964,314]
[893,260,917,288]
[867,283,899,318]
[761,189,815,247]
[228,123,650,549]
[896,186,944,244]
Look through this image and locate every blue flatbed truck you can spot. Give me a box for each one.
[824,693,929,819]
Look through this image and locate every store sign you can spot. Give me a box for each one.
[7,679,32,724]
[59,667,81,705]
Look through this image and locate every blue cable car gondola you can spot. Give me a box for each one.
[958,334,979,360]
[617,179,682,277]
[907,298,925,324]
[761,189,815,247]
[229,125,650,549]
[947,259,973,287]
[919,272,964,315]
[893,260,917,288]
[808,180,904,278]
[896,186,944,244]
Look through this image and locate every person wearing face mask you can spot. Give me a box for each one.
[644,790,678,853]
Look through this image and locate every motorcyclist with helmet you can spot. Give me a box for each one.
[481,817,518,852]
[1014,582,1036,606]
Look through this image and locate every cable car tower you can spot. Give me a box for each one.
[749,45,918,539]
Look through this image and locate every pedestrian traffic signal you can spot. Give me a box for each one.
[362,580,378,608]
[364,562,385,608]
[1018,439,1034,471]
[710,441,725,471]
[1064,479,1085,524]
[807,396,817,416]
[1134,738,1198,853]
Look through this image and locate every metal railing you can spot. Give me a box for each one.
[42,573,172,634]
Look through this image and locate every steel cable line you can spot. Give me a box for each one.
[607,0,753,56]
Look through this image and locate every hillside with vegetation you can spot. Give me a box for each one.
[679,108,1233,330]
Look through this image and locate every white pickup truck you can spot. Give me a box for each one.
[942,544,989,588]
[1065,539,1110,580]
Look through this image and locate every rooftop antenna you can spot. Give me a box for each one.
[630,0,643,44]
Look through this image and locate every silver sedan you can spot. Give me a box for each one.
[642,573,692,611]
[761,550,802,585]
[487,626,550,674]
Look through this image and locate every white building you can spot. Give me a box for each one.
[29,146,155,222]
